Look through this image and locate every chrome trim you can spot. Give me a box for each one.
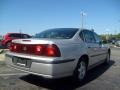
[6,54,75,64]
[32,59,75,64]
[90,52,107,57]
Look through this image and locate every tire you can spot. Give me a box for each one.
[74,58,87,82]
[6,42,11,48]
[104,52,110,65]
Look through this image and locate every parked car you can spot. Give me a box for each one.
[1,33,31,47]
[115,40,120,47]
[5,28,110,81]
[0,35,3,41]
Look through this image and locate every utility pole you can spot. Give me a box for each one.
[80,11,87,28]
[105,29,110,43]
[19,28,22,34]
[19,28,22,38]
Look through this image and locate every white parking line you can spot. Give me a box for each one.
[0,73,28,76]
[114,46,120,48]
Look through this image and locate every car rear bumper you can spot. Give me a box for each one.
[5,52,75,78]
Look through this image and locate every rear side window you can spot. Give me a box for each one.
[82,30,95,43]
[79,31,84,41]
[9,34,15,38]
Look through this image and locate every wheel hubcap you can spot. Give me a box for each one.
[7,42,11,48]
[78,61,86,80]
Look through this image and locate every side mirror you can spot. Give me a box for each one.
[96,40,102,45]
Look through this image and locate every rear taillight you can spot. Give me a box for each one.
[9,43,13,51]
[34,45,45,55]
[9,43,61,57]
[34,44,61,57]
[9,43,21,52]
[45,44,61,57]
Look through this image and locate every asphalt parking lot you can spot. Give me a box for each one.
[0,44,120,90]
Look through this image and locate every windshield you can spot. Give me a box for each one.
[34,28,78,39]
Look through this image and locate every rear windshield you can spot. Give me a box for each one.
[34,28,78,39]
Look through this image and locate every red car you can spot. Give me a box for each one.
[1,33,31,47]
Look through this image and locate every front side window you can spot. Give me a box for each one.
[93,32,102,43]
[79,31,84,41]
[34,28,78,39]
[22,34,31,38]
[9,34,15,38]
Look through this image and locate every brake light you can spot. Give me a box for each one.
[9,43,61,57]
[45,45,61,57]
[34,45,45,55]
[9,43,21,52]
[9,43,14,51]
[13,45,17,50]
[34,44,61,57]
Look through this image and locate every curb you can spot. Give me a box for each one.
[0,73,27,76]
[114,46,120,48]
[0,49,8,62]
[0,49,9,54]
[0,49,4,54]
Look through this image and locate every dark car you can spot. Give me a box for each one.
[1,33,31,47]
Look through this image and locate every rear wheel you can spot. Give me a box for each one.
[104,52,110,65]
[6,42,11,48]
[74,59,87,82]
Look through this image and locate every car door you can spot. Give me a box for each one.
[93,32,107,62]
[81,30,101,66]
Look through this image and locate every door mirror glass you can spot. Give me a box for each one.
[96,40,102,45]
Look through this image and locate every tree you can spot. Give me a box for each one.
[116,33,120,39]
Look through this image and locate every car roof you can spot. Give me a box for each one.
[7,33,26,35]
[44,28,92,31]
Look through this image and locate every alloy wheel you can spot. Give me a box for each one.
[78,61,86,80]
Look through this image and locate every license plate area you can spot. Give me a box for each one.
[12,57,31,68]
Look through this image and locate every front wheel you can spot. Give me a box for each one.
[74,60,87,82]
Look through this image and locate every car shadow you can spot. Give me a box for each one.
[0,42,7,54]
[20,60,115,90]
[0,42,7,49]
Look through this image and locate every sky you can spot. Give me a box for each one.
[0,0,120,35]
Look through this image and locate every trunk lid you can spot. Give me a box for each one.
[12,38,74,45]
